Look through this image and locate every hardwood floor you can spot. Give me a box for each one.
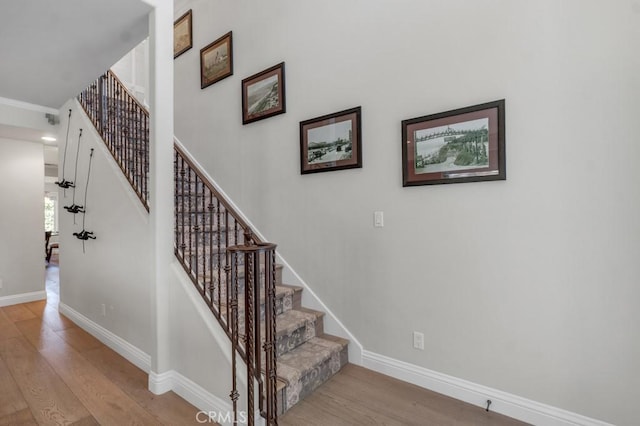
[1,264,527,425]
[0,265,203,425]
[280,364,528,426]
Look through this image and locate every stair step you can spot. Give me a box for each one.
[275,334,349,412]
[218,284,298,323]
[190,263,284,295]
[274,308,324,356]
[277,284,303,310]
[235,307,323,357]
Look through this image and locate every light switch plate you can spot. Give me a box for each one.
[374,211,384,227]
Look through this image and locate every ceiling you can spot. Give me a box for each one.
[0,0,152,109]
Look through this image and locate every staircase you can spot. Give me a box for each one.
[79,70,348,422]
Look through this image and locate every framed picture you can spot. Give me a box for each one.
[200,31,233,89]
[300,106,362,174]
[241,62,286,124]
[402,99,505,186]
[173,10,192,59]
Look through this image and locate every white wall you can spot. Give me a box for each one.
[0,101,58,131]
[58,100,152,354]
[167,265,238,405]
[0,138,44,298]
[173,1,640,424]
[111,39,150,106]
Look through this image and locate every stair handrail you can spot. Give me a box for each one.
[174,141,277,425]
[173,144,260,244]
[78,70,150,211]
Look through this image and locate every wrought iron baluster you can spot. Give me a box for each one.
[180,159,187,259]
[254,246,264,416]
[230,251,240,424]
[208,190,215,308]
[267,248,278,424]
[193,174,200,294]
[174,150,179,254]
[245,250,255,426]
[225,210,230,318]
[187,167,194,276]
[217,199,223,320]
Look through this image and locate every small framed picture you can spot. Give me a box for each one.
[300,106,362,174]
[200,31,233,89]
[241,62,286,124]
[173,10,192,59]
[402,100,506,186]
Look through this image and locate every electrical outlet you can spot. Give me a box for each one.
[101,304,106,316]
[0,278,3,289]
[413,331,424,350]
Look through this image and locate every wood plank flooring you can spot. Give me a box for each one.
[0,265,202,425]
[280,364,528,426]
[1,264,528,425]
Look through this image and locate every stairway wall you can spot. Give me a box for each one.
[173,1,640,425]
[0,138,44,301]
[58,100,153,354]
[166,263,244,412]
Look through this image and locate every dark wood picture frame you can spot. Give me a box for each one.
[173,10,192,59]
[402,100,506,186]
[300,106,362,174]
[242,62,286,124]
[200,31,233,89]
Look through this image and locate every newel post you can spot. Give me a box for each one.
[228,237,278,425]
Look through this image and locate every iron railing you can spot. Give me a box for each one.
[174,142,279,425]
[79,71,278,424]
[78,70,149,211]
[229,238,278,425]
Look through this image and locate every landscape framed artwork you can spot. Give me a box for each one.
[242,62,286,124]
[200,31,233,89]
[173,10,192,59]
[402,99,505,186]
[300,106,362,174]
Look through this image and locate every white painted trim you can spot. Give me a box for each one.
[362,350,614,426]
[148,370,173,394]
[173,137,364,365]
[0,96,60,115]
[59,302,151,373]
[0,290,46,307]
[149,369,236,426]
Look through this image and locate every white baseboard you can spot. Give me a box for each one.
[362,350,613,426]
[149,370,236,426]
[148,370,174,395]
[59,302,151,373]
[0,290,46,307]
